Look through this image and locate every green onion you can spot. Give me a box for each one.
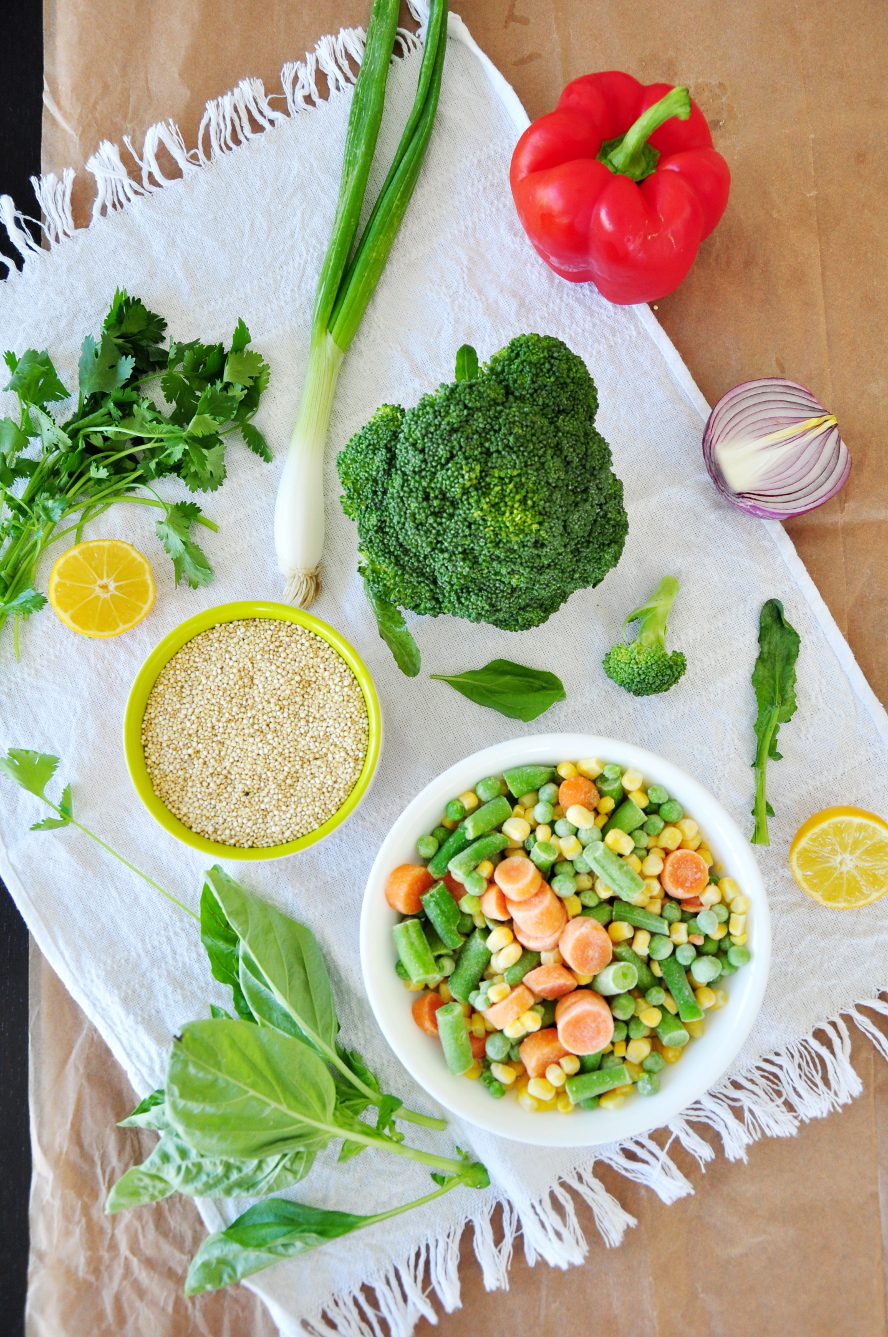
[275,0,448,606]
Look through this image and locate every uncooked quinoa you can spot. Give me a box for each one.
[141,619,369,847]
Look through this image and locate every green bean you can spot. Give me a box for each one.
[503,765,555,797]
[392,919,439,985]
[427,824,469,878]
[565,1064,633,1103]
[583,845,646,901]
[463,795,513,840]
[592,961,638,995]
[436,1002,474,1074]
[655,1011,690,1047]
[448,930,492,1003]
[658,955,704,1022]
[578,1052,603,1072]
[610,900,669,935]
[603,798,646,836]
[504,950,541,987]
[581,903,613,926]
[420,882,465,949]
[447,831,509,879]
[613,944,656,992]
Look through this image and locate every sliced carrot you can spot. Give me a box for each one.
[558,917,613,976]
[412,991,445,1036]
[493,855,542,902]
[469,1031,488,1060]
[661,849,709,900]
[519,1028,570,1078]
[558,776,600,811]
[507,883,567,938]
[480,885,510,920]
[385,864,436,915]
[681,895,704,911]
[442,872,465,902]
[484,984,534,1030]
[522,964,578,999]
[555,989,614,1055]
[513,921,565,952]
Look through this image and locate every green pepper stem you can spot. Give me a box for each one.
[602,86,692,182]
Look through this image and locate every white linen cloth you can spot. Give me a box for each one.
[1,12,887,1335]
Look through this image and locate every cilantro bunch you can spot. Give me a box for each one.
[0,289,271,653]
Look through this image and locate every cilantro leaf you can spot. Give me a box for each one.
[0,418,29,454]
[79,333,135,398]
[230,318,251,354]
[4,349,70,406]
[224,349,267,387]
[103,290,167,372]
[239,421,272,462]
[0,589,47,617]
[156,502,214,588]
[31,782,74,831]
[0,749,60,798]
[179,440,226,493]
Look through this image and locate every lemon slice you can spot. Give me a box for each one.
[789,806,888,908]
[48,539,156,637]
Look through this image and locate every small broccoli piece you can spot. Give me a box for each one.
[337,334,628,635]
[603,577,687,696]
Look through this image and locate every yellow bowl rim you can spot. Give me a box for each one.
[123,600,382,861]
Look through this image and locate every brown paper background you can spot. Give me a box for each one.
[30,1,888,1333]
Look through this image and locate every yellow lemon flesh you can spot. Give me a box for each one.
[48,539,156,637]
[789,806,888,909]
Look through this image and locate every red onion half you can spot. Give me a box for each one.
[702,378,851,519]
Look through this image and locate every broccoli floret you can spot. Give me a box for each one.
[337,334,628,632]
[603,577,687,696]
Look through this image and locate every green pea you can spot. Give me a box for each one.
[475,776,505,802]
[555,818,578,838]
[690,955,722,984]
[648,935,674,960]
[432,826,450,845]
[659,799,684,823]
[627,1016,649,1040]
[696,909,718,936]
[635,1073,660,1096]
[727,944,751,968]
[645,986,666,1006]
[643,814,665,836]
[602,763,622,780]
[416,834,439,859]
[573,855,592,874]
[712,903,730,922]
[611,1020,628,1042]
[458,894,481,914]
[551,874,577,898]
[508,1042,523,1062]
[610,993,636,1021]
[642,1052,666,1075]
[675,943,697,966]
[554,860,575,877]
[533,801,554,824]
[661,901,682,924]
[538,782,559,803]
[445,799,466,822]
[578,887,601,908]
[485,1031,512,1062]
[647,785,669,806]
[480,1069,506,1098]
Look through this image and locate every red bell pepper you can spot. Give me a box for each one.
[509,72,730,305]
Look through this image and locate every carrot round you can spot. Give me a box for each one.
[558,917,613,976]
[507,883,567,938]
[555,989,614,1055]
[442,872,465,902]
[385,864,436,915]
[661,849,709,899]
[513,920,566,952]
[519,1027,570,1078]
[469,1031,487,1060]
[493,855,542,902]
[522,963,578,999]
[558,776,600,811]
[484,984,534,1030]
[480,885,510,920]
[412,991,445,1036]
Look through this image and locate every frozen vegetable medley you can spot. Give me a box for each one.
[387,758,752,1113]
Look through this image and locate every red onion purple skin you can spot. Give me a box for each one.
[702,377,851,519]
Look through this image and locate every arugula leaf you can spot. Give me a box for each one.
[0,589,47,618]
[750,598,800,845]
[0,749,59,799]
[78,332,135,398]
[430,659,566,722]
[155,502,213,589]
[362,571,420,676]
[4,349,70,406]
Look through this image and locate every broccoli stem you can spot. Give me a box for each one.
[623,575,680,650]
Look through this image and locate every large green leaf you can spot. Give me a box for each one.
[166,1019,337,1161]
[199,882,254,1021]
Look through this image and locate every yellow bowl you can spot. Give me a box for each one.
[123,601,382,861]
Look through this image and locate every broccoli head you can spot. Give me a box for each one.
[336,334,628,632]
[603,576,687,696]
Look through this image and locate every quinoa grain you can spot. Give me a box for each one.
[141,619,368,847]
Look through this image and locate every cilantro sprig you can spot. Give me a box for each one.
[0,291,271,655]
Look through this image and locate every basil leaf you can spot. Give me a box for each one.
[185,1198,368,1294]
[199,882,254,1021]
[165,1019,337,1161]
[118,1087,168,1129]
[750,599,800,845]
[430,659,566,722]
[362,572,420,677]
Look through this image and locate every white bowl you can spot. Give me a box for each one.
[360,734,769,1147]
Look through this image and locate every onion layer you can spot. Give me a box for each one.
[702,378,851,519]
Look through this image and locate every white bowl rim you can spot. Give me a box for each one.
[360,732,770,1148]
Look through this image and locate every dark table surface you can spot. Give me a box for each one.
[0,4,46,1332]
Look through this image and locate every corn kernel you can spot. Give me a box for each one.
[470,1012,487,1037]
[729,932,747,946]
[491,942,523,972]
[540,948,563,966]
[718,877,741,902]
[473,913,487,929]
[545,1063,567,1088]
[438,981,453,1003]
[572,971,594,986]
[519,1009,542,1033]
[403,978,425,991]
[661,993,678,1014]
[487,981,511,1004]
[460,1001,472,1016]
[517,1091,541,1112]
[484,1016,496,1031]
[502,816,531,843]
[594,813,609,828]
[650,960,663,978]
[624,1063,645,1083]
[628,789,649,809]
[577,757,604,779]
[475,859,494,880]
[503,1019,528,1040]
[685,1018,705,1038]
[598,1091,628,1110]
[605,829,635,855]
[564,894,583,918]
[631,929,651,957]
[695,986,717,1009]
[600,1042,614,1054]
[612,1039,627,1057]
[559,1054,581,1075]
[594,877,614,898]
[699,886,721,908]
[657,825,683,850]
[646,897,663,917]
[514,1071,530,1094]
[626,1038,652,1064]
[680,835,702,851]
[566,804,597,829]
[710,989,729,1010]
[623,853,643,873]
[486,926,514,953]
[669,921,688,944]
[710,922,728,940]
[639,1006,662,1028]
[731,894,750,915]
[698,846,714,867]
[464,1060,483,1079]
[660,1045,683,1064]
[558,835,583,860]
[490,1062,517,1086]
[608,921,634,943]
[575,873,594,892]
[621,769,643,792]
[457,790,480,813]
[556,762,577,779]
[528,1076,557,1100]
[597,795,616,814]
[553,804,566,819]
[728,913,747,936]
[556,1092,575,1113]
[440,815,458,831]
[641,853,665,877]
[677,818,699,839]
[535,823,552,843]
[511,805,526,820]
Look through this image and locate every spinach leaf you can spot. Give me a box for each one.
[751,598,800,845]
[430,659,566,722]
[165,1019,337,1161]
[362,571,421,677]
